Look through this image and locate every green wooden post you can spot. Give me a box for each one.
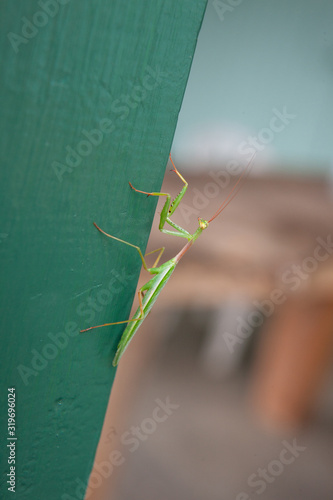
[0,1,207,498]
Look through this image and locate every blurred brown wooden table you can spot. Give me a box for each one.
[89,170,333,500]
[147,171,333,427]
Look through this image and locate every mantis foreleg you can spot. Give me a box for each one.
[129,155,191,240]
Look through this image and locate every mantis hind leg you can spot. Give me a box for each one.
[80,289,145,333]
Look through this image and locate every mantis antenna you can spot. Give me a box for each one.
[208,152,256,223]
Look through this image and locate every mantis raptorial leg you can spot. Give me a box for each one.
[129,156,191,239]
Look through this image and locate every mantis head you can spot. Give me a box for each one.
[198,218,209,230]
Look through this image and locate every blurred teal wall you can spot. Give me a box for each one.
[173,0,333,174]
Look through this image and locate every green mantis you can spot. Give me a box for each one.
[81,155,253,366]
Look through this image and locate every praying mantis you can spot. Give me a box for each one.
[81,154,254,366]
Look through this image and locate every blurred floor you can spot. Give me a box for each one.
[112,329,333,500]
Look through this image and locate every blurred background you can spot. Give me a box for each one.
[87,1,333,499]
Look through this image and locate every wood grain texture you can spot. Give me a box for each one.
[0,1,207,498]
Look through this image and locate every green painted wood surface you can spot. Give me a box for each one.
[0,1,207,498]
